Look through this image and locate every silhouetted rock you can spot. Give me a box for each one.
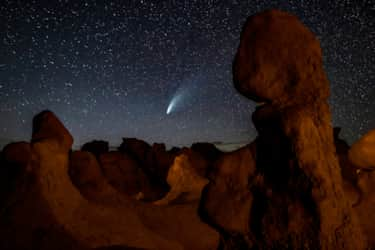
[118,138,151,165]
[148,142,175,181]
[100,152,142,196]
[0,141,31,208]
[230,9,365,249]
[81,140,109,158]
[201,144,256,235]
[191,142,222,163]
[2,141,31,169]
[0,111,219,250]
[168,146,181,155]
[99,151,163,201]
[69,150,114,202]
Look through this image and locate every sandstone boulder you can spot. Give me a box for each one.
[31,110,73,152]
[154,153,208,205]
[349,128,375,170]
[231,9,365,249]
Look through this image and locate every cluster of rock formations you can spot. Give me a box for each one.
[0,9,374,250]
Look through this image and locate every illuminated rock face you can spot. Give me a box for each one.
[349,129,375,170]
[228,9,366,249]
[154,153,208,205]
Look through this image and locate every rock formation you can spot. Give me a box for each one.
[81,140,109,159]
[191,142,222,163]
[154,153,208,205]
[201,143,256,236]
[0,110,219,250]
[349,128,375,170]
[0,142,32,209]
[99,151,144,196]
[345,129,375,247]
[229,9,365,249]
[118,139,172,197]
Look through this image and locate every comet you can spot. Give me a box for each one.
[166,93,183,115]
[166,72,205,115]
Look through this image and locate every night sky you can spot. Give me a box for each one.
[0,0,374,148]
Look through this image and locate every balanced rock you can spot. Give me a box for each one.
[231,9,365,249]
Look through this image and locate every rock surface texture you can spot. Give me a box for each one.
[228,9,366,249]
[348,128,375,170]
[0,111,219,250]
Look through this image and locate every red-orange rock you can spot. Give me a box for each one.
[349,128,375,170]
[69,150,111,201]
[231,9,365,249]
[233,9,329,106]
[31,110,73,152]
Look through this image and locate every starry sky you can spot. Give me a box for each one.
[0,0,374,148]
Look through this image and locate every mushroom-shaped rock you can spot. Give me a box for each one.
[349,128,375,170]
[233,9,329,106]
[31,110,73,152]
[232,9,365,249]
